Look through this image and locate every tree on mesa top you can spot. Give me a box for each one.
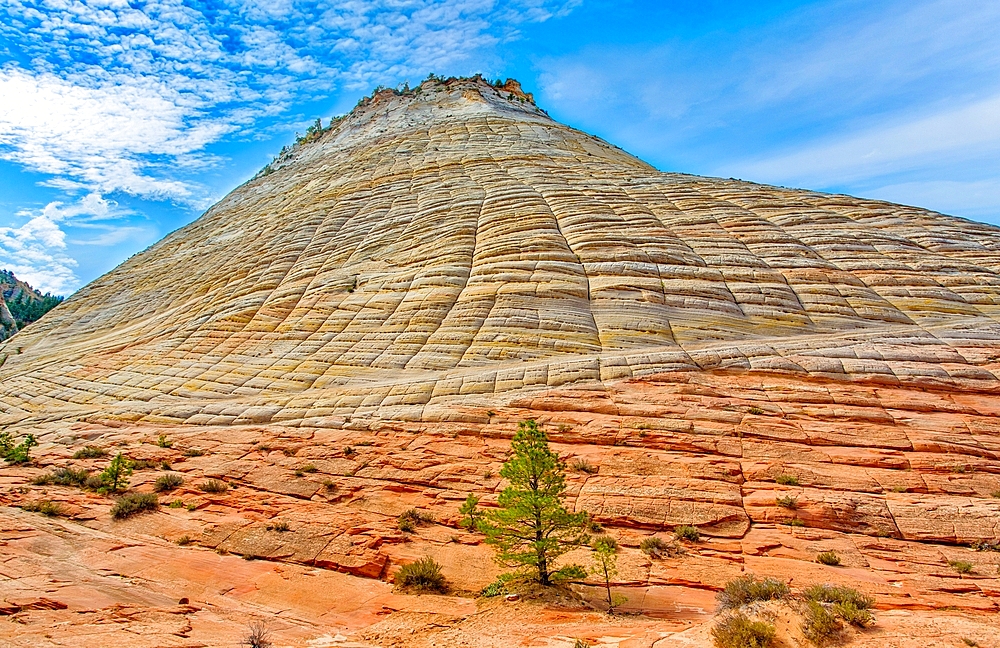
[479,419,590,585]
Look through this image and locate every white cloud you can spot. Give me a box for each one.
[729,94,1000,186]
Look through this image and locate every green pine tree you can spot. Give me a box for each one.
[459,493,480,529]
[479,420,590,585]
[100,453,133,492]
[591,536,625,614]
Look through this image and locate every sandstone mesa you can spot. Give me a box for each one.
[1,76,999,647]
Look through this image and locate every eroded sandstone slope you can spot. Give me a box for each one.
[1,76,999,646]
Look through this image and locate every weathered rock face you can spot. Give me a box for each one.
[2,76,1000,646]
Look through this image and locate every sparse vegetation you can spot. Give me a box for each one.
[775,474,799,486]
[153,472,184,492]
[803,584,874,627]
[198,479,228,493]
[775,495,797,509]
[802,600,841,645]
[110,492,159,519]
[168,499,185,508]
[343,445,355,456]
[99,453,133,492]
[322,479,337,491]
[591,536,625,613]
[21,500,63,516]
[949,559,974,575]
[711,611,776,648]
[783,518,805,527]
[300,464,317,473]
[271,521,290,532]
[84,474,105,490]
[571,458,598,474]
[573,640,591,648]
[480,579,507,598]
[156,434,173,448]
[183,448,205,457]
[177,535,191,545]
[395,556,446,592]
[748,406,765,415]
[478,420,590,585]
[718,575,790,610]
[33,467,90,487]
[242,620,272,648]
[971,540,1000,552]
[640,536,678,559]
[73,445,108,459]
[816,551,841,566]
[458,493,480,529]
[674,525,701,542]
[398,508,432,532]
[0,431,37,464]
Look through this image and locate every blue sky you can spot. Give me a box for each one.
[1,0,999,295]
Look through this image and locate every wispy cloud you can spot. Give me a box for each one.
[0,0,576,292]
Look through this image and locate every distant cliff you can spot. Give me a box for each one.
[0,270,63,341]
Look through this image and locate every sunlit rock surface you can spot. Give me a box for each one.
[2,77,999,647]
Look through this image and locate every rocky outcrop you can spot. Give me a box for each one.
[1,76,1000,646]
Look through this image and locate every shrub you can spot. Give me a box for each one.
[459,494,480,529]
[299,464,318,473]
[74,446,107,459]
[198,479,228,493]
[84,474,105,490]
[343,446,355,456]
[111,492,159,519]
[816,551,841,566]
[971,540,1000,552]
[802,600,841,645]
[711,611,775,648]
[748,406,765,415]
[573,640,591,648]
[153,473,184,492]
[398,508,431,532]
[833,600,874,628]
[803,584,874,612]
[52,467,90,486]
[31,473,53,486]
[775,496,797,509]
[674,525,700,542]
[480,580,506,597]
[783,518,805,527]
[130,458,158,470]
[271,521,290,532]
[395,556,446,592]
[571,459,597,474]
[177,535,191,545]
[640,536,677,559]
[168,499,185,508]
[160,461,172,470]
[242,620,272,648]
[99,453,133,492]
[2,432,37,464]
[183,448,205,457]
[718,575,790,610]
[949,560,974,575]
[156,434,173,448]
[776,474,799,486]
[322,479,337,491]
[21,500,62,516]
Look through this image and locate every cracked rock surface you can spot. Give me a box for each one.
[1,76,1000,646]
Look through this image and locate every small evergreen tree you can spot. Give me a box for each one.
[3,433,37,464]
[479,420,590,585]
[100,453,133,492]
[591,536,625,613]
[459,493,480,529]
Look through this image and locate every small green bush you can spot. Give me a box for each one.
[299,464,318,473]
[748,406,765,415]
[802,600,841,645]
[21,500,63,516]
[153,472,184,492]
[480,579,507,597]
[711,611,775,648]
[571,459,597,474]
[833,600,874,628]
[156,434,173,448]
[183,448,205,457]
[270,521,290,532]
[177,535,191,546]
[718,575,790,610]
[168,499,185,508]
[395,556,446,592]
[198,479,228,493]
[817,551,841,566]
[84,474,105,490]
[73,445,107,459]
[2,433,37,464]
[803,584,874,612]
[640,536,677,559]
[398,508,431,532]
[674,525,700,542]
[949,560,974,575]
[775,474,799,486]
[111,492,159,519]
[775,496,798,509]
